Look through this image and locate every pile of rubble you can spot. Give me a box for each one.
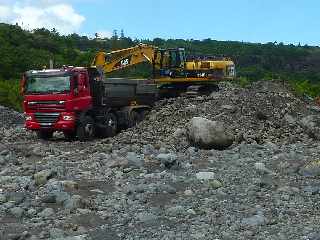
[1,81,320,240]
[0,105,24,128]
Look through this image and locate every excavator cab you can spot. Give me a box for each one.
[156,48,186,78]
[168,48,186,68]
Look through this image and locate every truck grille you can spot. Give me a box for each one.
[34,113,60,127]
[28,101,65,110]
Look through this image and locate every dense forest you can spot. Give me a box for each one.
[0,23,320,110]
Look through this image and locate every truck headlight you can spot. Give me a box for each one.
[62,115,74,121]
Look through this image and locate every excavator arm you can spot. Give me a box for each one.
[92,44,158,73]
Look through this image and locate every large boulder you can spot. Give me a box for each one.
[187,117,234,150]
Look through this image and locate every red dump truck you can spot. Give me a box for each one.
[21,67,158,140]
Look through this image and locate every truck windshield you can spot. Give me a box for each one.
[26,76,70,94]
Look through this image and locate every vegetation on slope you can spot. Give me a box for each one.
[0,23,319,110]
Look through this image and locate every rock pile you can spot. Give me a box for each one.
[0,80,320,240]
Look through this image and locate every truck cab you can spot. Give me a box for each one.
[21,67,157,140]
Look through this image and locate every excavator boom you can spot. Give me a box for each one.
[92,44,157,73]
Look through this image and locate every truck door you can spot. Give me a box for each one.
[72,71,92,111]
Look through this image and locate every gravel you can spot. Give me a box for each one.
[0,80,320,240]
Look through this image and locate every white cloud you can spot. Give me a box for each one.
[0,1,85,34]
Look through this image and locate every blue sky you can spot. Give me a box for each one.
[0,0,319,45]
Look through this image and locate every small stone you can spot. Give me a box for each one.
[136,212,158,224]
[64,195,84,211]
[53,235,87,240]
[0,194,7,203]
[209,180,223,189]
[49,228,65,239]
[242,214,267,227]
[77,208,92,215]
[156,153,177,168]
[26,208,37,217]
[38,208,55,218]
[187,209,196,215]
[55,191,71,205]
[10,207,24,218]
[162,185,177,194]
[62,180,79,191]
[34,169,55,186]
[221,104,236,112]
[303,185,320,195]
[0,155,5,165]
[126,152,144,168]
[254,162,274,175]
[184,189,193,196]
[299,160,320,177]
[166,206,185,217]
[196,172,215,180]
[173,128,186,138]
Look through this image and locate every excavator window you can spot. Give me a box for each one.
[169,51,177,68]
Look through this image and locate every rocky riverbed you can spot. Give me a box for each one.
[1,81,320,240]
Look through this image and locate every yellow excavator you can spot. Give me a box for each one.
[92,44,236,95]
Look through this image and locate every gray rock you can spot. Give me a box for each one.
[0,194,7,203]
[26,208,37,217]
[299,160,320,177]
[0,155,5,165]
[196,172,215,180]
[49,228,65,239]
[53,236,87,240]
[63,195,84,211]
[221,104,236,112]
[126,152,144,168]
[156,153,177,168]
[254,162,274,175]
[6,192,26,205]
[142,144,156,155]
[242,214,267,227]
[38,207,55,218]
[161,184,177,194]
[303,185,320,195]
[136,212,158,224]
[308,232,320,240]
[209,179,223,189]
[284,114,296,125]
[300,115,320,140]
[173,128,186,138]
[10,207,24,218]
[34,169,56,186]
[166,206,185,217]
[187,117,234,150]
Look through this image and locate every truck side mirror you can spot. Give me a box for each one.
[20,74,26,95]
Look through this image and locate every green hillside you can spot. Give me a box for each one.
[0,23,319,110]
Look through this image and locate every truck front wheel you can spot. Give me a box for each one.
[76,116,95,141]
[37,130,53,140]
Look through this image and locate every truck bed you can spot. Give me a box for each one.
[92,78,159,108]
